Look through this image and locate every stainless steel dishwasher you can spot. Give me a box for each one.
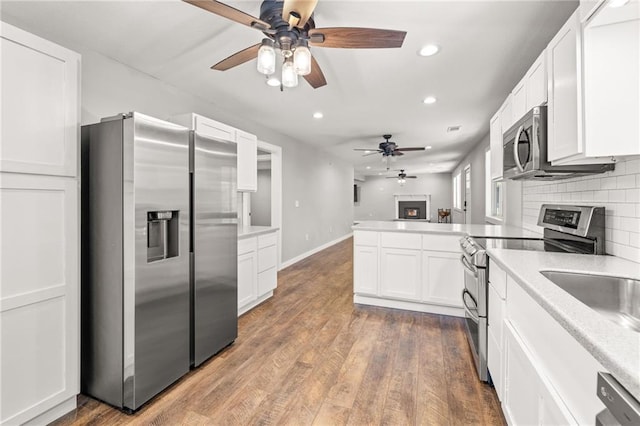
[595,373,640,426]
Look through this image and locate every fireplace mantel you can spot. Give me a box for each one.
[394,194,431,221]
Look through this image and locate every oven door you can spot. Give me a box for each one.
[460,253,488,382]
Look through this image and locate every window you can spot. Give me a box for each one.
[453,172,461,209]
[486,149,505,221]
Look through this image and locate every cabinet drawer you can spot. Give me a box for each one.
[238,237,257,255]
[354,231,378,247]
[258,232,277,249]
[421,234,459,252]
[489,259,507,299]
[258,244,277,273]
[381,232,421,250]
[488,282,505,344]
[258,267,277,295]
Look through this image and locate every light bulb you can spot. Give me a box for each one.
[282,58,298,88]
[293,41,311,75]
[257,39,276,75]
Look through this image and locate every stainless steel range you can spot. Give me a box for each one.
[459,204,605,382]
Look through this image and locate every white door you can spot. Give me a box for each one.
[463,165,471,224]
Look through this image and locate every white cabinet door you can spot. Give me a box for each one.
[583,0,640,157]
[0,173,79,425]
[238,251,257,309]
[236,130,258,192]
[489,110,503,180]
[379,248,421,301]
[354,245,378,296]
[547,10,582,162]
[258,267,277,295]
[525,50,547,111]
[421,250,463,307]
[503,323,540,426]
[487,283,505,401]
[500,94,514,134]
[0,23,80,177]
[511,79,527,122]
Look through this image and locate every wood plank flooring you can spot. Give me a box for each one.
[53,237,505,426]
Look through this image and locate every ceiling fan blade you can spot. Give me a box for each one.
[396,147,426,152]
[303,55,327,89]
[309,27,406,49]
[407,176,418,178]
[354,148,380,151]
[184,0,270,31]
[211,43,261,71]
[392,152,405,156]
[362,151,382,157]
[282,0,318,28]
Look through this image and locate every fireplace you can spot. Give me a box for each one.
[395,194,431,221]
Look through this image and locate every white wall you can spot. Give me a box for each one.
[354,173,452,221]
[522,156,640,263]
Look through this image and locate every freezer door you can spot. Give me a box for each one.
[191,131,238,367]
[125,113,191,410]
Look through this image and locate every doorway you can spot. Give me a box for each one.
[463,165,471,224]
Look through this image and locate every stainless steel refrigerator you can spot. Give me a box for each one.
[189,131,238,367]
[81,112,238,411]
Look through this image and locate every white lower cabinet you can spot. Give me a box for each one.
[380,247,421,300]
[354,244,378,296]
[489,257,607,426]
[421,250,463,307]
[352,230,464,316]
[237,230,278,315]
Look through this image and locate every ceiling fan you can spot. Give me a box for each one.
[386,170,417,180]
[354,134,425,169]
[183,0,406,89]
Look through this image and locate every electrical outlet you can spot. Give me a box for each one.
[305,233,309,241]
[329,226,333,233]
[295,200,300,208]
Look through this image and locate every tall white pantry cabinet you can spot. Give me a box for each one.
[1,22,81,425]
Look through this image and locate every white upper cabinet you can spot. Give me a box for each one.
[511,78,527,122]
[170,113,258,192]
[547,10,583,163]
[525,50,547,111]
[490,110,503,180]
[582,0,640,157]
[1,23,80,177]
[500,94,514,134]
[236,129,258,192]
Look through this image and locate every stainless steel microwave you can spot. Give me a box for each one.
[502,106,614,180]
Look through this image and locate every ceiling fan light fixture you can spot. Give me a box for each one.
[257,39,276,75]
[266,77,281,87]
[294,40,311,76]
[282,57,298,88]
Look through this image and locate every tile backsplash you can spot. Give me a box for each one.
[522,156,640,263]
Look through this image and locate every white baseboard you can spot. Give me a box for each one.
[353,294,465,317]
[280,232,353,270]
[23,395,76,426]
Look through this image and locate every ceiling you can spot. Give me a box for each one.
[1,0,577,177]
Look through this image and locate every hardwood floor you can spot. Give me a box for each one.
[53,237,505,426]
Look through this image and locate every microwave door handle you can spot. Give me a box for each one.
[513,125,525,172]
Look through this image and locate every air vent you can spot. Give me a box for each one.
[447,125,461,132]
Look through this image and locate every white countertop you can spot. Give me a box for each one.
[488,248,640,400]
[238,226,278,239]
[352,220,541,239]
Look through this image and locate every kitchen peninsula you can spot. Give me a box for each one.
[352,221,539,316]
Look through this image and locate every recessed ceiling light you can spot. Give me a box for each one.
[423,96,437,105]
[266,77,280,87]
[425,146,432,150]
[313,112,323,119]
[608,0,629,7]
[366,166,371,169]
[378,172,382,175]
[447,125,462,132]
[418,44,440,57]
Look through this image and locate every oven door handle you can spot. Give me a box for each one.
[460,254,478,277]
[513,125,525,172]
[462,289,480,323]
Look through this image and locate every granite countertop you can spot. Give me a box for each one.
[352,220,541,239]
[488,248,640,400]
[238,226,279,239]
